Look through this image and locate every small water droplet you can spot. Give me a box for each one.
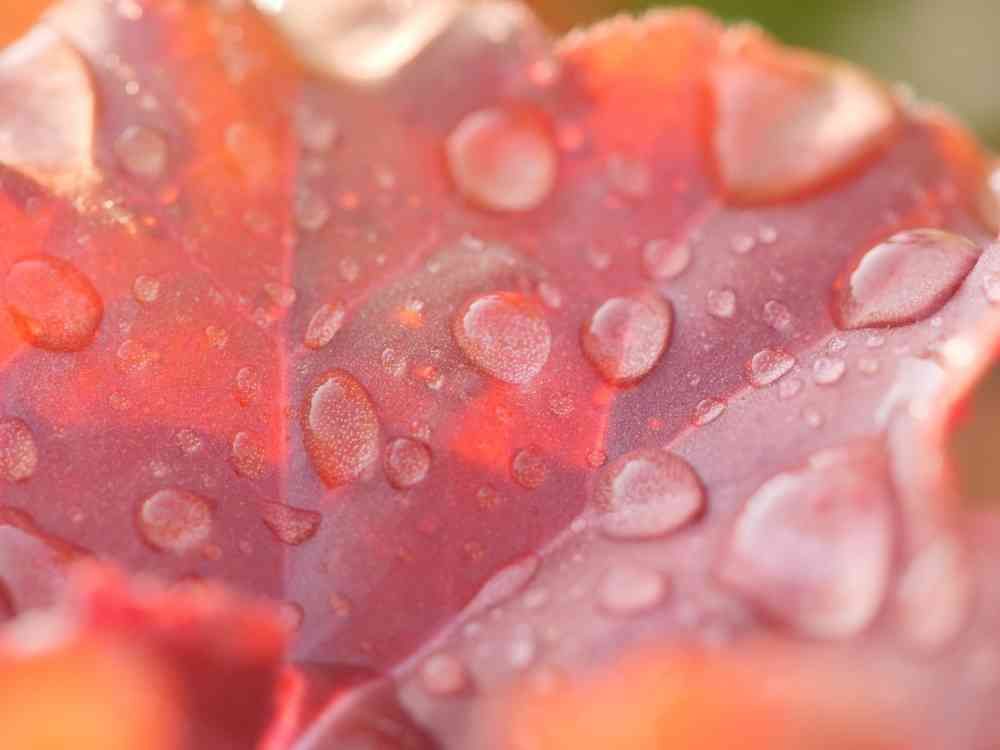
[762,300,792,331]
[132,275,161,304]
[294,189,331,231]
[304,302,346,350]
[606,154,651,199]
[381,347,408,378]
[138,489,213,554]
[512,446,547,489]
[384,437,431,489]
[599,564,667,616]
[832,229,980,329]
[642,239,691,280]
[453,292,551,384]
[537,281,563,309]
[812,356,846,385]
[235,366,261,406]
[707,288,736,319]
[803,406,824,428]
[205,326,228,350]
[0,418,37,482]
[303,370,380,487]
[594,450,704,540]
[260,501,321,545]
[421,653,468,696]
[747,347,795,387]
[4,256,103,352]
[582,295,672,386]
[114,125,168,180]
[175,429,203,455]
[692,398,725,426]
[117,338,159,374]
[858,357,880,375]
[231,431,266,479]
[446,107,557,212]
[827,336,847,353]
[983,272,1000,304]
[264,282,297,309]
[778,377,803,400]
[719,442,894,638]
[730,234,756,255]
[866,333,886,348]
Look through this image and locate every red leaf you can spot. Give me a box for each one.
[0,1,998,748]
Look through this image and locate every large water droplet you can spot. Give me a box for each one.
[0,418,37,482]
[303,370,380,487]
[384,437,431,489]
[599,564,667,616]
[718,442,894,638]
[453,292,551,384]
[4,255,103,351]
[594,450,704,540]
[446,108,557,212]
[231,431,266,479]
[138,489,213,554]
[582,295,672,385]
[304,302,346,350]
[260,501,321,546]
[746,347,795,387]
[114,125,168,180]
[832,229,980,330]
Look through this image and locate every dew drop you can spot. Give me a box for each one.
[983,272,1000,304]
[762,300,792,331]
[231,431,266,479]
[642,239,691,280]
[746,347,795,387]
[582,295,672,386]
[304,302,346,350]
[235,366,261,406]
[599,564,667,616]
[138,489,213,554]
[4,255,103,352]
[467,556,539,616]
[302,370,380,487]
[594,450,704,540]
[706,288,736,319]
[421,653,468,696]
[858,357,880,375]
[384,437,431,489]
[132,274,161,304]
[114,125,168,180]
[260,501,321,546]
[264,282,297,309]
[507,625,537,669]
[812,356,846,385]
[453,292,550,385]
[0,418,37,482]
[719,442,893,638]
[446,107,557,212]
[693,398,725,426]
[512,446,547,489]
[832,229,980,330]
[778,377,803,400]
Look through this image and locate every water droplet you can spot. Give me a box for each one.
[642,239,691,280]
[0,418,37,482]
[812,356,846,385]
[264,282,297,309]
[467,555,539,616]
[693,398,725,426]
[719,442,894,638]
[114,125,168,180]
[802,406,824,428]
[747,347,795,387]
[453,292,551,384]
[303,370,380,487]
[762,300,792,331]
[730,234,756,255]
[175,429,203,455]
[586,448,608,468]
[507,625,537,669]
[138,489,213,554]
[582,295,672,386]
[132,275,161,304]
[446,107,557,212]
[384,437,431,489]
[707,288,736,319]
[304,302,346,350]
[230,368,260,409]
[714,31,896,202]
[606,154,651,199]
[599,564,667,616]
[832,229,980,329]
[778,377,803,400]
[294,189,331,231]
[205,325,228,350]
[866,333,886,348]
[381,347,408,378]
[827,336,847,353]
[858,357,880,375]
[116,338,159,374]
[231,431,266,479]
[512,446,547,489]
[260,501,321,545]
[421,653,468,696]
[4,256,103,352]
[537,281,563,309]
[983,272,1000,304]
[594,450,704,540]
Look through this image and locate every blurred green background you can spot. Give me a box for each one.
[531,0,999,148]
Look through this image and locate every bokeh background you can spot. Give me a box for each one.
[0,0,997,498]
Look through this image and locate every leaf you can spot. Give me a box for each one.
[0,1,998,748]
